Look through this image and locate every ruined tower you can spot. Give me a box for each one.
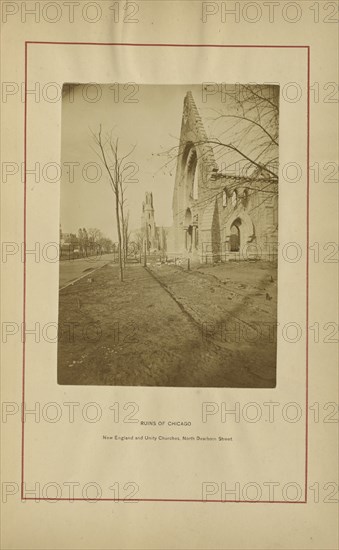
[141,192,158,251]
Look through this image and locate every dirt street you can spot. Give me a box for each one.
[58,261,277,387]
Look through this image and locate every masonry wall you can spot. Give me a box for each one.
[170,92,278,263]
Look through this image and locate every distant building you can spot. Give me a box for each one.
[59,227,78,247]
[141,192,158,251]
[133,192,169,253]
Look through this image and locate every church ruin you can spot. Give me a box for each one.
[167,90,278,262]
[140,191,168,253]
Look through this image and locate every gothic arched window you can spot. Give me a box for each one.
[183,144,199,200]
[242,189,249,208]
[192,163,199,200]
[222,188,227,207]
[231,190,237,208]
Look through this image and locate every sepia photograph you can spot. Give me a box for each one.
[58,83,279,387]
[3,2,338,547]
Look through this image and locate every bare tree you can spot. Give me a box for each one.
[88,227,103,242]
[133,230,144,254]
[158,85,279,208]
[88,228,104,253]
[118,146,135,264]
[202,84,279,182]
[122,210,130,262]
[98,237,114,254]
[91,126,135,282]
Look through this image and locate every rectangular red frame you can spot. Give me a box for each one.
[22,42,310,503]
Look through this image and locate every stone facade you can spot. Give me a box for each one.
[168,91,278,262]
[140,192,168,253]
[141,192,157,251]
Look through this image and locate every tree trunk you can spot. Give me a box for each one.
[120,202,126,267]
[115,192,124,282]
[124,224,129,263]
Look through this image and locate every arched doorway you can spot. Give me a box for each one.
[184,208,193,252]
[193,214,199,250]
[224,212,255,256]
[230,219,241,251]
[185,208,192,226]
[187,225,193,252]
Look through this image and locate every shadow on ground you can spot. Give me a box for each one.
[57,261,277,388]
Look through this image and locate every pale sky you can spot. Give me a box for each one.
[61,84,202,240]
[60,83,278,241]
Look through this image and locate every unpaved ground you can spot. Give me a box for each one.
[58,261,277,387]
[149,260,277,326]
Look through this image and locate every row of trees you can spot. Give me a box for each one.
[60,226,114,257]
[77,227,114,255]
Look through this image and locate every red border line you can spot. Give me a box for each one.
[305,45,310,502]
[26,42,309,48]
[21,498,307,503]
[22,42,310,504]
[21,41,28,502]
